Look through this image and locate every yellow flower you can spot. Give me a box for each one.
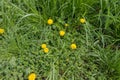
[44,48,49,53]
[80,18,86,24]
[70,43,77,49]
[41,44,47,49]
[64,23,69,27]
[0,28,5,34]
[59,30,65,36]
[28,73,36,80]
[47,19,53,25]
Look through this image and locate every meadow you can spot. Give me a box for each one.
[0,0,120,80]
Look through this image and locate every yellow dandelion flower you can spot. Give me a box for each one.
[70,43,77,49]
[64,23,69,27]
[41,44,47,49]
[47,19,53,25]
[80,18,86,24]
[44,48,49,53]
[59,30,65,37]
[0,28,5,34]
[28,73,36,80]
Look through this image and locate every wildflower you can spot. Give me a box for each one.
[64,23,69,27]
[28,73,36,80]
[44,48,49,53]
[41,44,47,49]
[80,18,86,24]
[59,30,65,36]
[0,28,4,34]
[47,18,53,25]
[70,43,77,49]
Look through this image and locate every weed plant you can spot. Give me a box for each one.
[0,0,120,80]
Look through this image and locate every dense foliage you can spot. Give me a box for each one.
[0,0,120,80]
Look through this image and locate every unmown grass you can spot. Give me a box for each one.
[0,0,120,80]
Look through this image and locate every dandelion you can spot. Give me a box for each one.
[59,30,65,37]
[70,43,77,49]
[28,73,36,80]
[41,44,47,49]
[0,28,5,34]
[64,23,69,27]
[80,18,86,24]
[47,18,53,25]
[44,48,49,53]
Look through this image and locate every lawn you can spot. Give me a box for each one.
[0,0,120,80]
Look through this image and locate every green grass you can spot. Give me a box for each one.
[0,0,120,80]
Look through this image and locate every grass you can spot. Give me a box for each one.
[0,0,120,80]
